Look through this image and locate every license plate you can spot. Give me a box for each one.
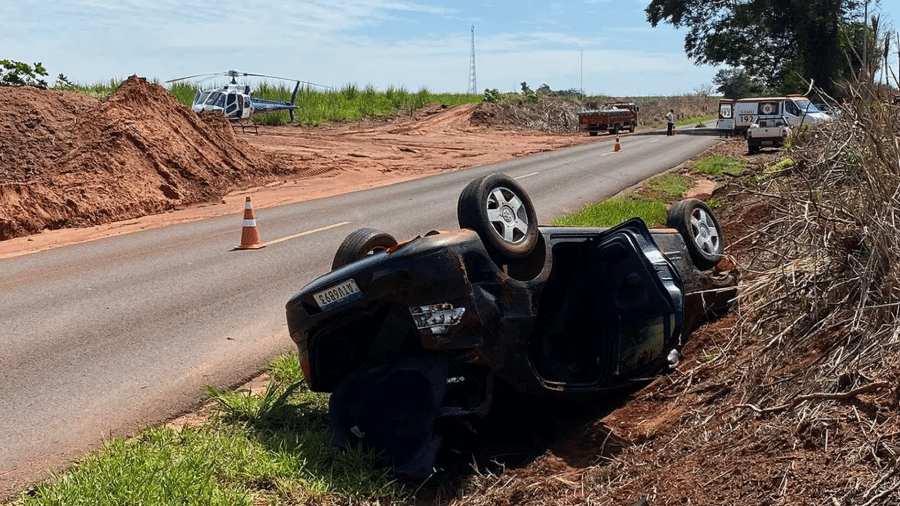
[313,279,361,308]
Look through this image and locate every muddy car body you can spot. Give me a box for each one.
[285,174,737,475]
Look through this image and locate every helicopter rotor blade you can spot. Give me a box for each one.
[297,80,333,91]
[239,72,333,90]
[164,72,224,84]
[239,72,290,80]
[167,70,333,91]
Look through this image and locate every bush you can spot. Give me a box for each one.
[0,59,49,87]
[482,88,503,103]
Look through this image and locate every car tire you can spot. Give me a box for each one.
[666,199,724,270]
[457,173,539,262]
[332,228,398,270]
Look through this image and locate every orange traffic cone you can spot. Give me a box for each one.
[236,196,265,250]
[614,135,621,152]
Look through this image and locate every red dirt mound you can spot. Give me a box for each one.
[0,80,599,248]
[0,76,285,240]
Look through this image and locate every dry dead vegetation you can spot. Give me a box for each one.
[722,82,900,504]
[471,95,719,133]
[433,84,900,506]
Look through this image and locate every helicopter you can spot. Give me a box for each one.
[166,70,330,124]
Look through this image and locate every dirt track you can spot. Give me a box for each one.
[0,78,599,258]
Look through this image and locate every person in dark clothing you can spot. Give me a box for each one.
[666,109,674,136]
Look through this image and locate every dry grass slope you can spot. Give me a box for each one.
[434,83,900,506]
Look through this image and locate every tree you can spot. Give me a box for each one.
[0,60,49,87]
[693,82,715,97]
[712,67,771,99]
[645,0,875,96]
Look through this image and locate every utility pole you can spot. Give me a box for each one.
[468,26,477,95]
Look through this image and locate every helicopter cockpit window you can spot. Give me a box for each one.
[194,91,210,106]
[213,93,226,108]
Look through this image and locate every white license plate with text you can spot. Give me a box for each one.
[313,279,361,308]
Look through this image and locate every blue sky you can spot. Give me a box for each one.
[2,0,898,96]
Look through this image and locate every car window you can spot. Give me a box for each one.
[785,101,800,116]
[799,101,820,113]
[719,104,732,118]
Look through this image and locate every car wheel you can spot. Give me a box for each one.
[332,228,398,270]
[457,173,539,262]
[667,199,723,270]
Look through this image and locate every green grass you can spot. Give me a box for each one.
[763,157,795,176]
[269,352,305,384]
[678,114,717,127]
[58,78,482,126]
[648,114,718,131]
[553,197,668,228]
[14,354,411,506]
[288,84,480,126]
[645,173,695,200]
[551,172,695,228]
[691,155,747,177]
[56,79,718,129]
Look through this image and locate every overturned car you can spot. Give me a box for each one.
[285,173,738,476]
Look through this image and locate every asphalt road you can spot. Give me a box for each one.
[0,129,720,496]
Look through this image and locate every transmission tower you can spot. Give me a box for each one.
[468,25,477,94]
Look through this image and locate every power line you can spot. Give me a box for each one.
[468,26,477,95]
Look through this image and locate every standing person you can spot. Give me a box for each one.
[666,109,675,136]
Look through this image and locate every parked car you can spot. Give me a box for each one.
[285,174,739,476]
[746,115,792,154]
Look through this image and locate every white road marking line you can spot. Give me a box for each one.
[262,221,351,247]
[515,172,540,180]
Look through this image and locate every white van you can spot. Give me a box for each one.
[731,95,830,135]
